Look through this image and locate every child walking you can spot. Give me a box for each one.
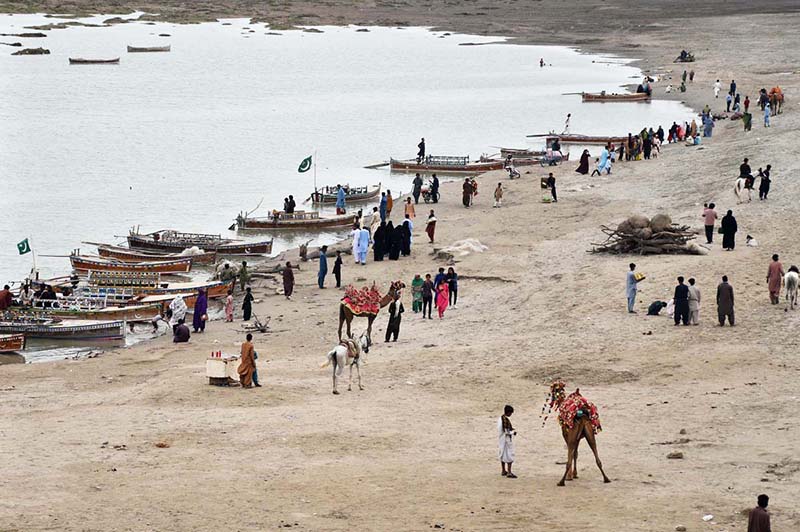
[498,405,517,478]
[225,289,234,322]
[494,182,503,207]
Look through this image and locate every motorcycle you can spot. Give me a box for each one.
[421,180,440,203]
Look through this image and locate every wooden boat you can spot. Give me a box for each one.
[236,210,356,231]
[88,243,218,265]
[500,147,546,158]
[16,301,162,323]
[137,292,204,313]
[526,133,627,145]
[390,156,504,174]
[581,91,651,102]
[127,45,171,53]
[0,318,126,340]
[310,183,381,205]
[0,333,25,353]
[127,229,272,255]
[37,272,233,305]
[500,150,570,163]
[69,57,120,64]
[70,254,193,274]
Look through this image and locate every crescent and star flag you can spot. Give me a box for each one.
[17,238,31,255]
[298,155,313,173]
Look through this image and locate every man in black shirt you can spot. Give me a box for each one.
[739,158,752,178]
[673,276,690,326]
[421,274,434,319]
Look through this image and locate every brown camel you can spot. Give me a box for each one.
[338,281,404,343]
[544,380,611,487]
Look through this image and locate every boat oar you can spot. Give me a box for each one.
[561,92,583,95]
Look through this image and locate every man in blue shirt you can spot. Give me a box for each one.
[335,185,346,214]
[434,267,447,290]
[626,263,642,313]
[318,245,328,288]
[379,192,388,223]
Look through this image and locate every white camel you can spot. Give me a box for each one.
[734,177,752,203]
[785,266,799,311]
[321,333,370,394]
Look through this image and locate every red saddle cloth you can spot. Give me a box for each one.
[342,285,381,315]
[558,392,602,434]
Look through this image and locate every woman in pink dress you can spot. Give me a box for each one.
[225,289,234,322]
[436,282,449,319]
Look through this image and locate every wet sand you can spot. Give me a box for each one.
[2,2,800,531]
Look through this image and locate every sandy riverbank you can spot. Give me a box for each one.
[3,2,800,531]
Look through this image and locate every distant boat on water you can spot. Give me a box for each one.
[69,57,120,64]
[127,45,170,53]
[581,91,650,102]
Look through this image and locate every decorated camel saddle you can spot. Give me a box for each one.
[341,280,403,316]
[542,380,603,434]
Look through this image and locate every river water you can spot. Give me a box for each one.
[1,13,694,297]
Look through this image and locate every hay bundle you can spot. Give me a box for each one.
[592,214,700,255]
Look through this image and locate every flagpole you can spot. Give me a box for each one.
[30,235,37,280]
[313,149,317,192]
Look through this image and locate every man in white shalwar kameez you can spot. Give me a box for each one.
[356,227,370,265]
[351,225,362,264]
[497,405,517,478]
[687,277,701,325]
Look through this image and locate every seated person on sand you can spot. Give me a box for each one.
[647,301,668,316]
[685,135,701,146]
[173,318,190,343]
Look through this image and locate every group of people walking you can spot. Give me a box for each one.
[411,267,458,320]
[702,203,739,251]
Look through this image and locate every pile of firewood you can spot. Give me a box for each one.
[591,214,705,255]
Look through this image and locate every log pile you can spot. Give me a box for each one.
[591,214,705,255]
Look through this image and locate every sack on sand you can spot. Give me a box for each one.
[649,214,672,233]
[628,215,650,229]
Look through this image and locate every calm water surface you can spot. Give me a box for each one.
[1,13,695,287]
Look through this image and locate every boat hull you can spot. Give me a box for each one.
[0,320,126,340]
[127,234,272,255]
[0,333,25,353]
[390,159,504,173]
[127,45,170,52]
[95,244,218,265]
[311,184,381,205]
[557,134,627,144]
[71,255,193,274]
[581,92,651,102]
[237,215,357,231]
[69,58,120,64]
[501,148,546,158]
[20,303,163,323]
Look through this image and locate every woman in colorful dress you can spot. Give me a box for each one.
[411,274,423,313]
[435,280,449,319]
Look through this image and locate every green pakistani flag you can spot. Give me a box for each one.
[17,238,31,255]
[298,155,313,173]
